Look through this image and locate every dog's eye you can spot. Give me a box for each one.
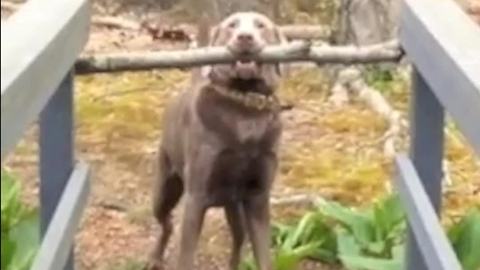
[228,20,238,28]
[255,21,265,29]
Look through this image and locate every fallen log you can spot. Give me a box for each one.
[76,40,403,74]
[280,25,331,40]
[91,16,140,30]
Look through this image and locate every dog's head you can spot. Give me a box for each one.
[204,12,287,93]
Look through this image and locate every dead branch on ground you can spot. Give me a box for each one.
[91,15,140,30]
[329,67,406,158]
[280,25,331,40]
[328,66,454,185]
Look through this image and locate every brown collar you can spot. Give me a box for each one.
[210,85,283,111]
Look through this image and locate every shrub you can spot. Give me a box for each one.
[1,170,39,270]
[241,194,480,270]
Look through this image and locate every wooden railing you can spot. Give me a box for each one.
[1,0,478,269]
[395,0,480,269]
[1,0,91,269]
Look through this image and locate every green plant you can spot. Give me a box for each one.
[317,194,406,270]
[241,195,480,270]
[448,207,480,270]
[240,212,337,270]
[1,170,39,270]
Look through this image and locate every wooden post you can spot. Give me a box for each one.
[39,71,75,270]
[406,68,445,270]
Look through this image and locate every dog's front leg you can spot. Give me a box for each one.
[177,144,215,270]
[177,194,207,270]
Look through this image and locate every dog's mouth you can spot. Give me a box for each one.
[232,59,261,80]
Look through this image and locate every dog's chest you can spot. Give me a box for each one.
[207,147,272,205]
[233,116,271,143]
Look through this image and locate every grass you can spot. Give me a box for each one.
[72,67,479,216]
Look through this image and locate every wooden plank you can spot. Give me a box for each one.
[409,69,445,212]
[400,0,480,155]
[395,155,462,270]
[39,72,75,269]
[0,0,90,161]
[31,162,91,270]
[406,69,445,270]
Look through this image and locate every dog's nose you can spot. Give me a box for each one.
[237,32,253,44]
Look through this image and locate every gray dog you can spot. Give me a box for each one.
[148,12,287,270]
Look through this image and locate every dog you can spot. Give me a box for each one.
[148,12,287,270]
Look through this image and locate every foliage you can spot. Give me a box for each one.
[1,170,39,270]
[318,195,406,270]
[240,212,336,270]
[240,194,405,270]
[448,207,480,270]
[240,195,480,270]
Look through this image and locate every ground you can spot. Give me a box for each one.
[1,1,479,270]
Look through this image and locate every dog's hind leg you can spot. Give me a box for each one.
[244,194,272,270]
[148,150,183,270]
[225,203,246,270]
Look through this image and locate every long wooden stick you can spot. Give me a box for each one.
[76,40,402,74]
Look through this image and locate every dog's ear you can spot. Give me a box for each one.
[208,25,220,46]
[273,26,289,76]
[200,26,221,78]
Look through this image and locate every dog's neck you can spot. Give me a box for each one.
[227,78,273,96]
[206,74,281,111]
[209,84,281,111]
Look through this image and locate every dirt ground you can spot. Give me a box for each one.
[2,1,479,270]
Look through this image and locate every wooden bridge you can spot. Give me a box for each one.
[1,0,479,269]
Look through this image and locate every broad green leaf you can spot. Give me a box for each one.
[1,169,40,270]
[448,208,480,270]
[284,212,317,249]
[1,235,15,270]
[8,210,40,270]
[318,199,374,246]
[293,241,324,258]
[272,222,295,247]
[336,229,361,256]
[391,244,405,260]
[309,247,338,263]
[339,255,402,270]
[274,249,303,270]
[373,195,405,240]
[365,241,385,255]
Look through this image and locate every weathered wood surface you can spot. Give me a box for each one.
[395,155,462,270]
[31,162,91,270]
[39,72,75,269]
[400,0,480,155]
[0,0,90,161]
[406,68,446,270]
